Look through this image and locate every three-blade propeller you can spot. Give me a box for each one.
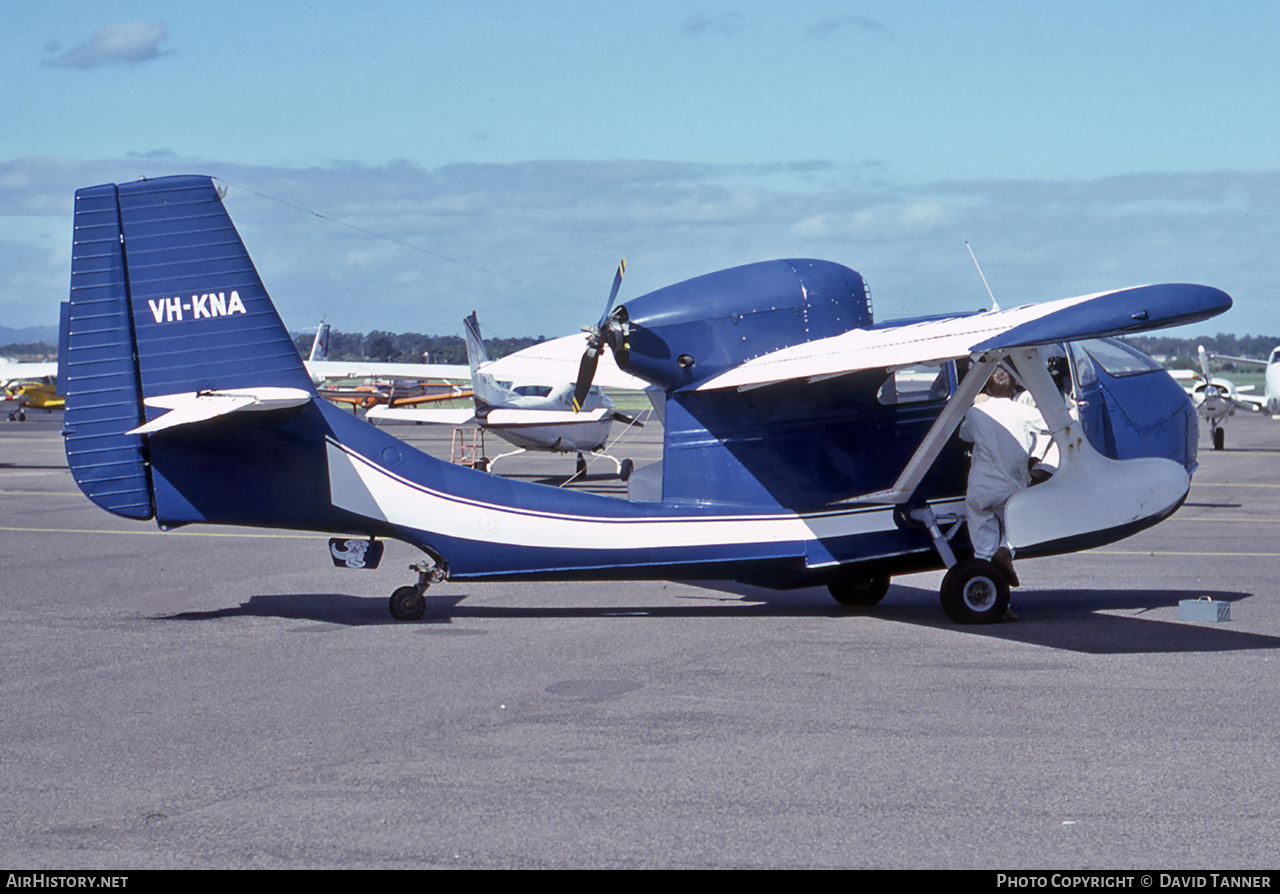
[573,258,626,412]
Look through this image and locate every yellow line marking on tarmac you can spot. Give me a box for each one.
[0,525,326,539]
[1097,550,1280,557]
[1173,517,1280,522]
[1193,482,1280,488]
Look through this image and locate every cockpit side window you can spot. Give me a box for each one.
[877,362,952,405]
[1067,342,1097,389]
[1080,338,1164,377]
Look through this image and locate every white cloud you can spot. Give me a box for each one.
[0,156,1276,337]
[44,22,169,70]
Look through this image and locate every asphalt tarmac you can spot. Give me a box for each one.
[2,409,1278,869]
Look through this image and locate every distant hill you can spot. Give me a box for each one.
[0,325,59,345]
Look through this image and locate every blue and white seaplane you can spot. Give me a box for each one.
[60,176,1231,623]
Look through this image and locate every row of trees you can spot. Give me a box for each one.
[1124,334,1279,368]
[290,330,547,364]
[0,342,58,360]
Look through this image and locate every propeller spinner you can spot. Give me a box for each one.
[573,258,626,412]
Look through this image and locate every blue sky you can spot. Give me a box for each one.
[2,1,1277,339]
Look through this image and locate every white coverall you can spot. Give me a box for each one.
[958,396,1047,560]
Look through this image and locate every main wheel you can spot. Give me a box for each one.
[619,458,634,482]
[1213,426,1225,451]
[389,585,426,621]
[940,559,1010,624]
[828,576,891,607]
[576,454,588,476]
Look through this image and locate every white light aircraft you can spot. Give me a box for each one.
[368,302,649,477]
[1173,345,1265,450]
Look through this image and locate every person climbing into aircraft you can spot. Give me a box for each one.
[958,364,1048,618]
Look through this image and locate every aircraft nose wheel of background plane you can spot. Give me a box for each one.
[939,558,1010,624]
[1213,426,1225,451]
[827,575,891,607]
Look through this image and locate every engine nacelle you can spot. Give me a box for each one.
[614,259,872,391]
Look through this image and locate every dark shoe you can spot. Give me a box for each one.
[993,547,1020,587]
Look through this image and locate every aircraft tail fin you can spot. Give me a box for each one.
[462,311,491,372]
[462,311,504,407]
[309,320,331,362]
[62,175,315,520]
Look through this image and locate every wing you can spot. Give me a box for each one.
[306,360,471,381]
[484,407,611,426]
[365,406,477,426]
[1209,353,1269,369]
[482,333,651,390]
[696,283,1232,391]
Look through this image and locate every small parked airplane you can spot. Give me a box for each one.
[1172,345,1265,449]
[1208,346,1280,417]
[367,309,648,477]
[60,176,1231,624]
[3,375,63,420]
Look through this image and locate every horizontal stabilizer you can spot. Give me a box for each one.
[129,387,312,435]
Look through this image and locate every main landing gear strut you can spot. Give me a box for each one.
[389,558,448,621]
[914,503,1013,624]
[823,505,1013,623]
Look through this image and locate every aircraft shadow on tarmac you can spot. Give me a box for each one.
[161,582,1279,655]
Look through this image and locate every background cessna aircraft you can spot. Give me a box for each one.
[368,308,649,477]
[1172,345,1265,449]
